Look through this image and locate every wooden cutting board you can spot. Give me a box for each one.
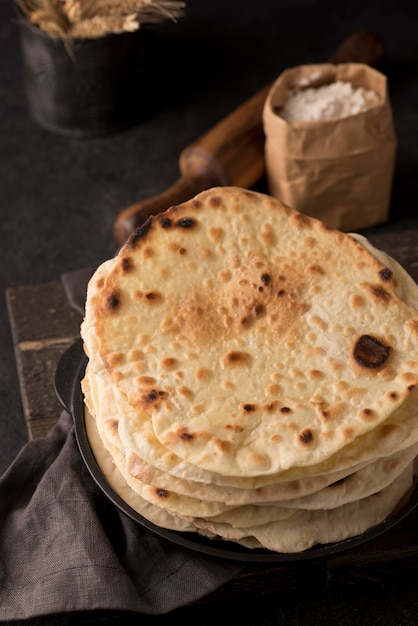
[5,228,418,590]
[6,279,83,439]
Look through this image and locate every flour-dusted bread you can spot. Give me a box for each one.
[80,186,418,553]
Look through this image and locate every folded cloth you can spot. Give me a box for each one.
[61,266,96,314]
[0,268,243,622]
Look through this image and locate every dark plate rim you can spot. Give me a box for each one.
[55,339,418,564]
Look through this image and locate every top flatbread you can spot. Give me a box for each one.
[87,186,418,478]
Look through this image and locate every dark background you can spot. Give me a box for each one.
[1,0,418,623]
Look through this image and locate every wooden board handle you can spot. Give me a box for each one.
[113,30,387,244]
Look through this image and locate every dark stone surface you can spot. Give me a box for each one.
[2,1,418,623]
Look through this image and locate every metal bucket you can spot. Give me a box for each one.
[16,12,151,137]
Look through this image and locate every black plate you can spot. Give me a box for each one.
[55,339,418,563]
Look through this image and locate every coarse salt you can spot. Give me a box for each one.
[278,80,380,122]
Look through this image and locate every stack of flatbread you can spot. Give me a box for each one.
[80,186,418,554]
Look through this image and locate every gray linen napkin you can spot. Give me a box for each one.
[0,268,243,622]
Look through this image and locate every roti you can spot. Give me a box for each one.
[83,393,195,532]
[88,186,418,477]
[84,360,418,508]
[80,186,418,553]
[190,464,414,553]
[84,371,416,548]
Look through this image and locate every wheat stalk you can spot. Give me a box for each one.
[17,0,185,37]
[17,0,70,36]
[70,14,140,37]
[78,1,183,19]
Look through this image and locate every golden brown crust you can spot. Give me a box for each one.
[89,187,418,478]
[80,186,418,553]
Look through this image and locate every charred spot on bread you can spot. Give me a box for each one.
[106,291,120,311]
[362,282,392,304]
[175,217,196,229]
[359,408,376,421]
[352,334,391,369]
[179,429,194,441]
[120,256,133,272]
[242,403,256,413]
[154,488,168,498]
[134,388,169,410]
[127,218,153,247]
[298,428,314,446]
[379,267,393,281]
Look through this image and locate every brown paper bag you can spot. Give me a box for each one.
[262,63,397,231]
